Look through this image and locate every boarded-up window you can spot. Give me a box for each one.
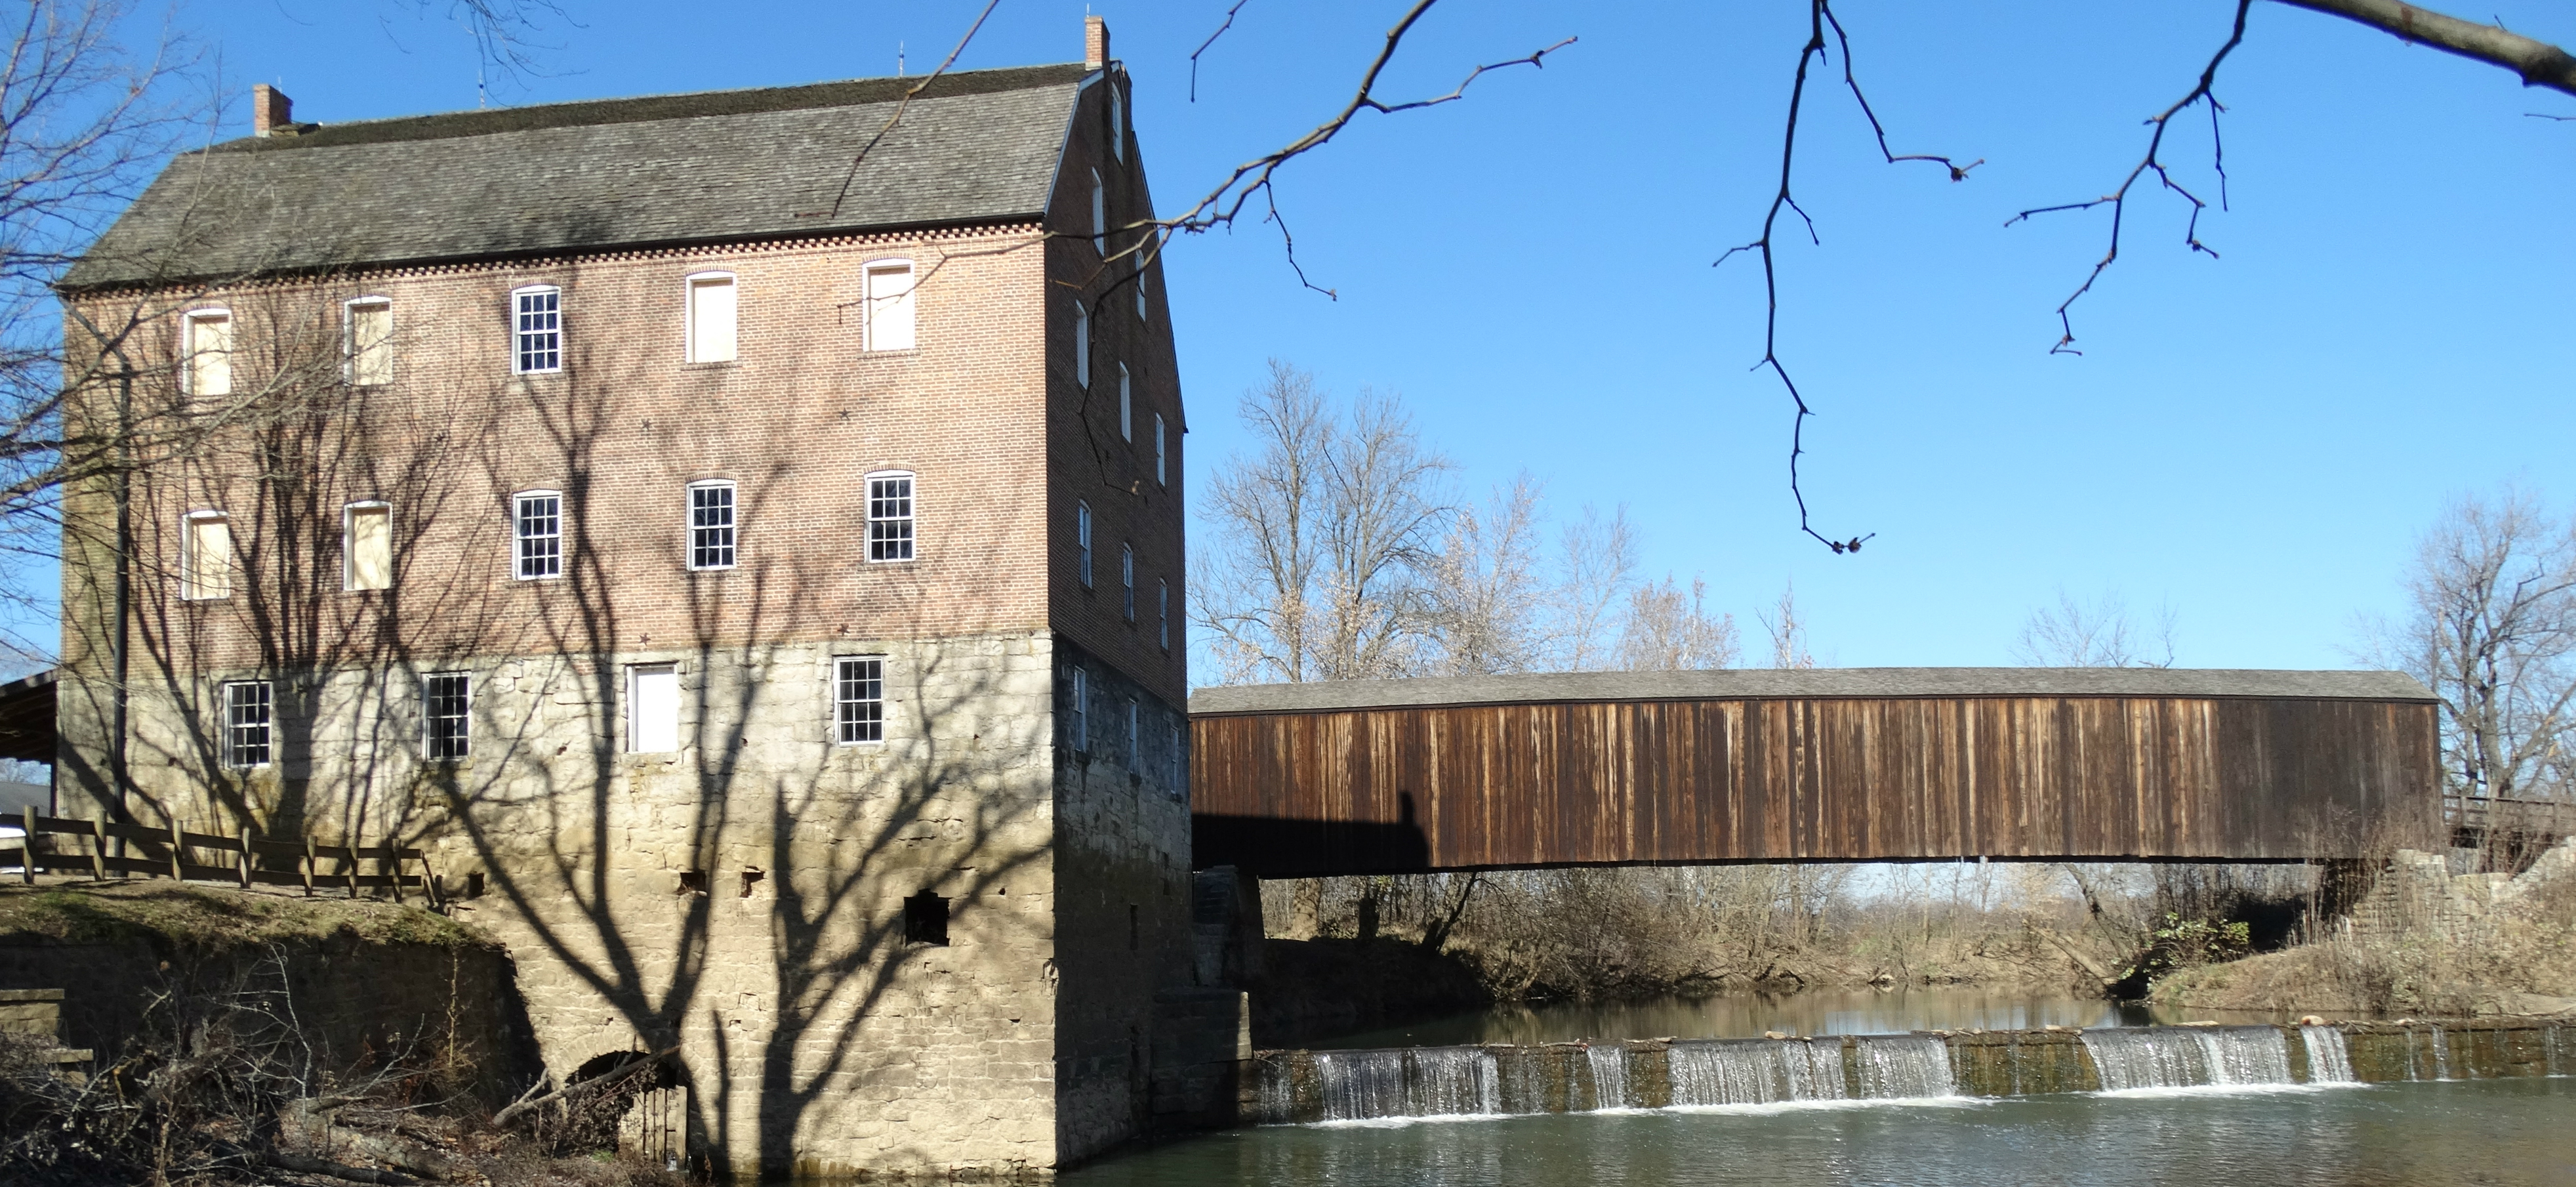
[629,663,679,753]
[345,503,391,591]
[865,264,914,351]
[348,301,392,386]
[687,275,735,363]
[186,311,232,398]
[182,512,232,600]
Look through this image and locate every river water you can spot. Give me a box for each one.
[1063,993,2576,1185]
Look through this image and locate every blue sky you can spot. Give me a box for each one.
[131,0,2576,675]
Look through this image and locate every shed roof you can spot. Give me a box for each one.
[64,64,1090,290]
[1188,668,2439,716]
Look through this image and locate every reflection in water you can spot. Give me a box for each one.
[1308,987,2295,1050]
[1065,1078,2576,1187]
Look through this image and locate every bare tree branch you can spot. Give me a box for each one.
[1191,0,1252,102]
[2276,0,2576,97]
[823,0,1001,220]
[2006,0,2252,356]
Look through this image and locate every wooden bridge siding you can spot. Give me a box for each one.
[1191,694,2439,871]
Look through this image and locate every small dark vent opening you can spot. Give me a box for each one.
[905,890,950,946]
[739,867,764,898]
[678,870,707,896]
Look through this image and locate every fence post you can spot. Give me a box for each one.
[386,837,401,906]
[345,840,358,899]
[237,824,254,890]
[89,814,106,882]
[300,837,316,896]
[17,805,32,884]
[168,817,184,881]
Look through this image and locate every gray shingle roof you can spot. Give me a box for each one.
[64,64,1089,290]
[1189,668,2440,716]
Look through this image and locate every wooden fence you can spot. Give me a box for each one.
[0,805,439,904]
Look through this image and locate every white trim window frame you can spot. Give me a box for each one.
[1118,362,1131,442]
[1158,578,1170,652]
[1076,501,1093,589]
[180,510,233,601]
[1168,720,1185,802]
[685,271,737,364]
[834,656,885,745]
[1109,82,1124,162]
[1090,167,1106,256]
[343,501,393,591]
[223,680,273,769]
[863,259,915,352]
[512,284,562,374]
[1069,667,1089,753]
[1154,414,1166,486]
[512,490,563,580]
[867,470,915,562]
[687,480,736,571]
[1073,299,1090,388]
[344,297,394,387]
[423,671,471,760]
[1124,698,1139,774]
[628,663,682,753]
[182,307,234,398]
[1120,543,1134,623]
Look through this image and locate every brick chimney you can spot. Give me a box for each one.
[1084,15,1109,72]
[252,85,293,137]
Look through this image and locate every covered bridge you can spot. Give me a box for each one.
[1188,669,2440,877]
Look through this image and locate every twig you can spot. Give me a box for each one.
[2005,0,2252,356]
[489,1044,677,1127]
[1191,0,1252,102]
[1716,0,1967,554]
[822,0,1002,219]
[2275,0,2576,97]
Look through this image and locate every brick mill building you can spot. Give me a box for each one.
[54,18,1195,1177]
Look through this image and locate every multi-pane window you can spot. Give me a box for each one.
[687,274,737,364]
[346,299,393,386]
[1076,501,1093,588]
[1073,301,1090,388]
[1120,544,1135,622]
[513,286,561,373]
[181,512,233,600]
[223,680,272,768]
[1158,578,1170,651]
[865,262,914,351]
[1154,414,1166,486]
[1118,363,1132,441]
[868,472,914,562]
[1124,698,1139,773]
[344,502,392,591]
[514,492,562,579]
[424,673,471,760]
[628,663,680,753]
[689,482,735,570]
[1069,667,1088,752]
[184,310,233,398]
[834,657,884,744]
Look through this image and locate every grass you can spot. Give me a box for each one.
[0,881,491,949]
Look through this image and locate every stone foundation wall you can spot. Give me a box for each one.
[2347,838,2576,944]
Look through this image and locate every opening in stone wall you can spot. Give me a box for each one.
[906,890,950,946]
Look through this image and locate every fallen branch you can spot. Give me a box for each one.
[266,1150,418,1185]
[490,1044,679,1129]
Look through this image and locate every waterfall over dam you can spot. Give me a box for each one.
[1244,1020,2568,1125]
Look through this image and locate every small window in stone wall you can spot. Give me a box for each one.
[905,889,950,946]
[1070,667,1089,753]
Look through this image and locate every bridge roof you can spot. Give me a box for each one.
[1188,667,2436,717]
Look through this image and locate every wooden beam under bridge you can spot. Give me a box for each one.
[1187,669,2440,877]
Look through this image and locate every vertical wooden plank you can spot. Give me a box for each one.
[90,814,108,881]
[18,805,33,883]
[302,837,317,896]
[168,817,184,881]
[237,825,253,889]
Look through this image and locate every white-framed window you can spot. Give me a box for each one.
[1076,501,1093,588]
[512,285,562,373]
[1135,266,1147,320]
[1118,363,1132,441]
[1120,543,1134,623]
[1169,720,1185,801]
[1069,667,1088,753]
[867,471,915,562]
[1109,83,1124,162]
[183,308,233,398]
[834,656,884,744]
[1153,413,1166,486]
[423,672,470,760]
[345,298,393,387]
[1090,168,1106,255]
[344,501,392,591]
[223,680,272,768]
[864,260,915,351]
[1124,698,1139,773]
[180,511,232,600]
[688,481,735,570]
[513,491,562,579]
[1158,578,1170,652]
[628,663,680,753]
[685,272,737,364]
[1073,300,1090,388]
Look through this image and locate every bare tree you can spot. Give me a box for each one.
[1551,504,1639,672]
[2011,589,2178,667]
[1424,473,1546,677]
[2365,488,2576,804]
[1760,582,1815,669]
[1614,574,1740,672]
